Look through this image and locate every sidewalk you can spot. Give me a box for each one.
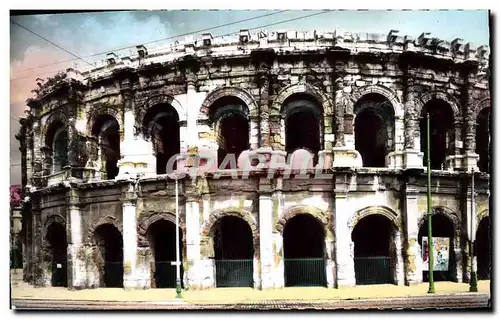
[11,281,491,305]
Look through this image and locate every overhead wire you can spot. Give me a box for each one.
[11,10,290,75]
[10,10,332,82]
[9,10,334,169]
[10,19,94,68]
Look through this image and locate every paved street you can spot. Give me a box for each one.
[12,294,491,310]
[11,280,492,310]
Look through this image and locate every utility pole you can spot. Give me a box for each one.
[426,113,435,294]
[469,168,478,292]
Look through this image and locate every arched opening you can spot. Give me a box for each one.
[213,215,254,287]
[418,213,456,282]
[45,222,68,287]
[143,104,180,175]
[420,100,454,170]
[92,115,121,180]
[354,93,394,168]
[475,216,491,280]
[476,107,490,174]
[283,94,322,165]
[46,122,69,173]
[352,215,396,285]
[283,214,326,287]
[146,219,184,288]
[209,97,250,169]
[93,224,123,288]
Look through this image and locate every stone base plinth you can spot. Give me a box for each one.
[331,147,362,168]
[462,152,479,172]
[446,154,464,171]
[317,150,333,170]
[386,151,404,169]
[117,155,155,179]
[403,149,424,169]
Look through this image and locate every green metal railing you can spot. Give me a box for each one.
[215,259,253,287]
[103,261,124,288]
[284,258,326,287]
[354,256,392,285]
[10,248,22,269]
[51,261,68,287]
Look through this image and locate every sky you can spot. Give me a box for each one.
[9,10,490,185]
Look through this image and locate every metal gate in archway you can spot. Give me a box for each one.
[215,259,253,287]
[284,258,326,287]
[354,256,392,285]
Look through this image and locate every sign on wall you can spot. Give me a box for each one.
[422,237,450,271]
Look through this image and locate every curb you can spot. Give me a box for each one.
[12,292,490,305]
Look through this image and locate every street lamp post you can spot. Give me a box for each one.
[469,168,478,292]
[174,176,182,299]
[426,112,435,294]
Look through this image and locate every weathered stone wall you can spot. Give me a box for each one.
[18,29,490,290]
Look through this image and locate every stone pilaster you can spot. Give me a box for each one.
[334,78,345,148]
[185,194,201,289]
[67,118,78,175]
[121,183,139,289]
[186,75,198,150]
[258,191,274,289]
[403,91,424,169]
[394,229,405,285]
[325,237,335,288]
[67,188,85,289]
[403,185,423,285]
[257,71,271,148]
[117,89,155,178]
[32,198,42,287]
[453,230,463,283]
[334,172,355,286]
[463,74,480,172]
[445,121,465,171]
[331,75,362,168]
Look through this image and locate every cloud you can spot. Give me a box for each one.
[10,44,73,185]
[9,11,174,185]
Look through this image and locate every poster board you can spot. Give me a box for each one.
[422,237,450,271]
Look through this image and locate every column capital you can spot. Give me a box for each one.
[121,183,138,205]
[334,189,349,198]
[404,187,419,199]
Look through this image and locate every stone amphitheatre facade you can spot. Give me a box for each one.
[16,29,491,290]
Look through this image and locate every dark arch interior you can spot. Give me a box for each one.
[284,95,322,164]
[420,100,454,170]
[92,115,121,180]
[214,216,253,260]
[94,224,123,288]
[208,97,250,170]
[46,121,69,173]
[355,109,385,167]
[143,104,180,175]
[283,214,326,287]
[418,213,455,282]
[351,215,394,285]
[352,215,393,257]
[217,113,249,169]
[147,219,184,288]
[476,108,490,174]
[45,222,68,287]
[213,215,254,287]
[475,217,491,280]
[354,94,393,168]
[284,214,324,258]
